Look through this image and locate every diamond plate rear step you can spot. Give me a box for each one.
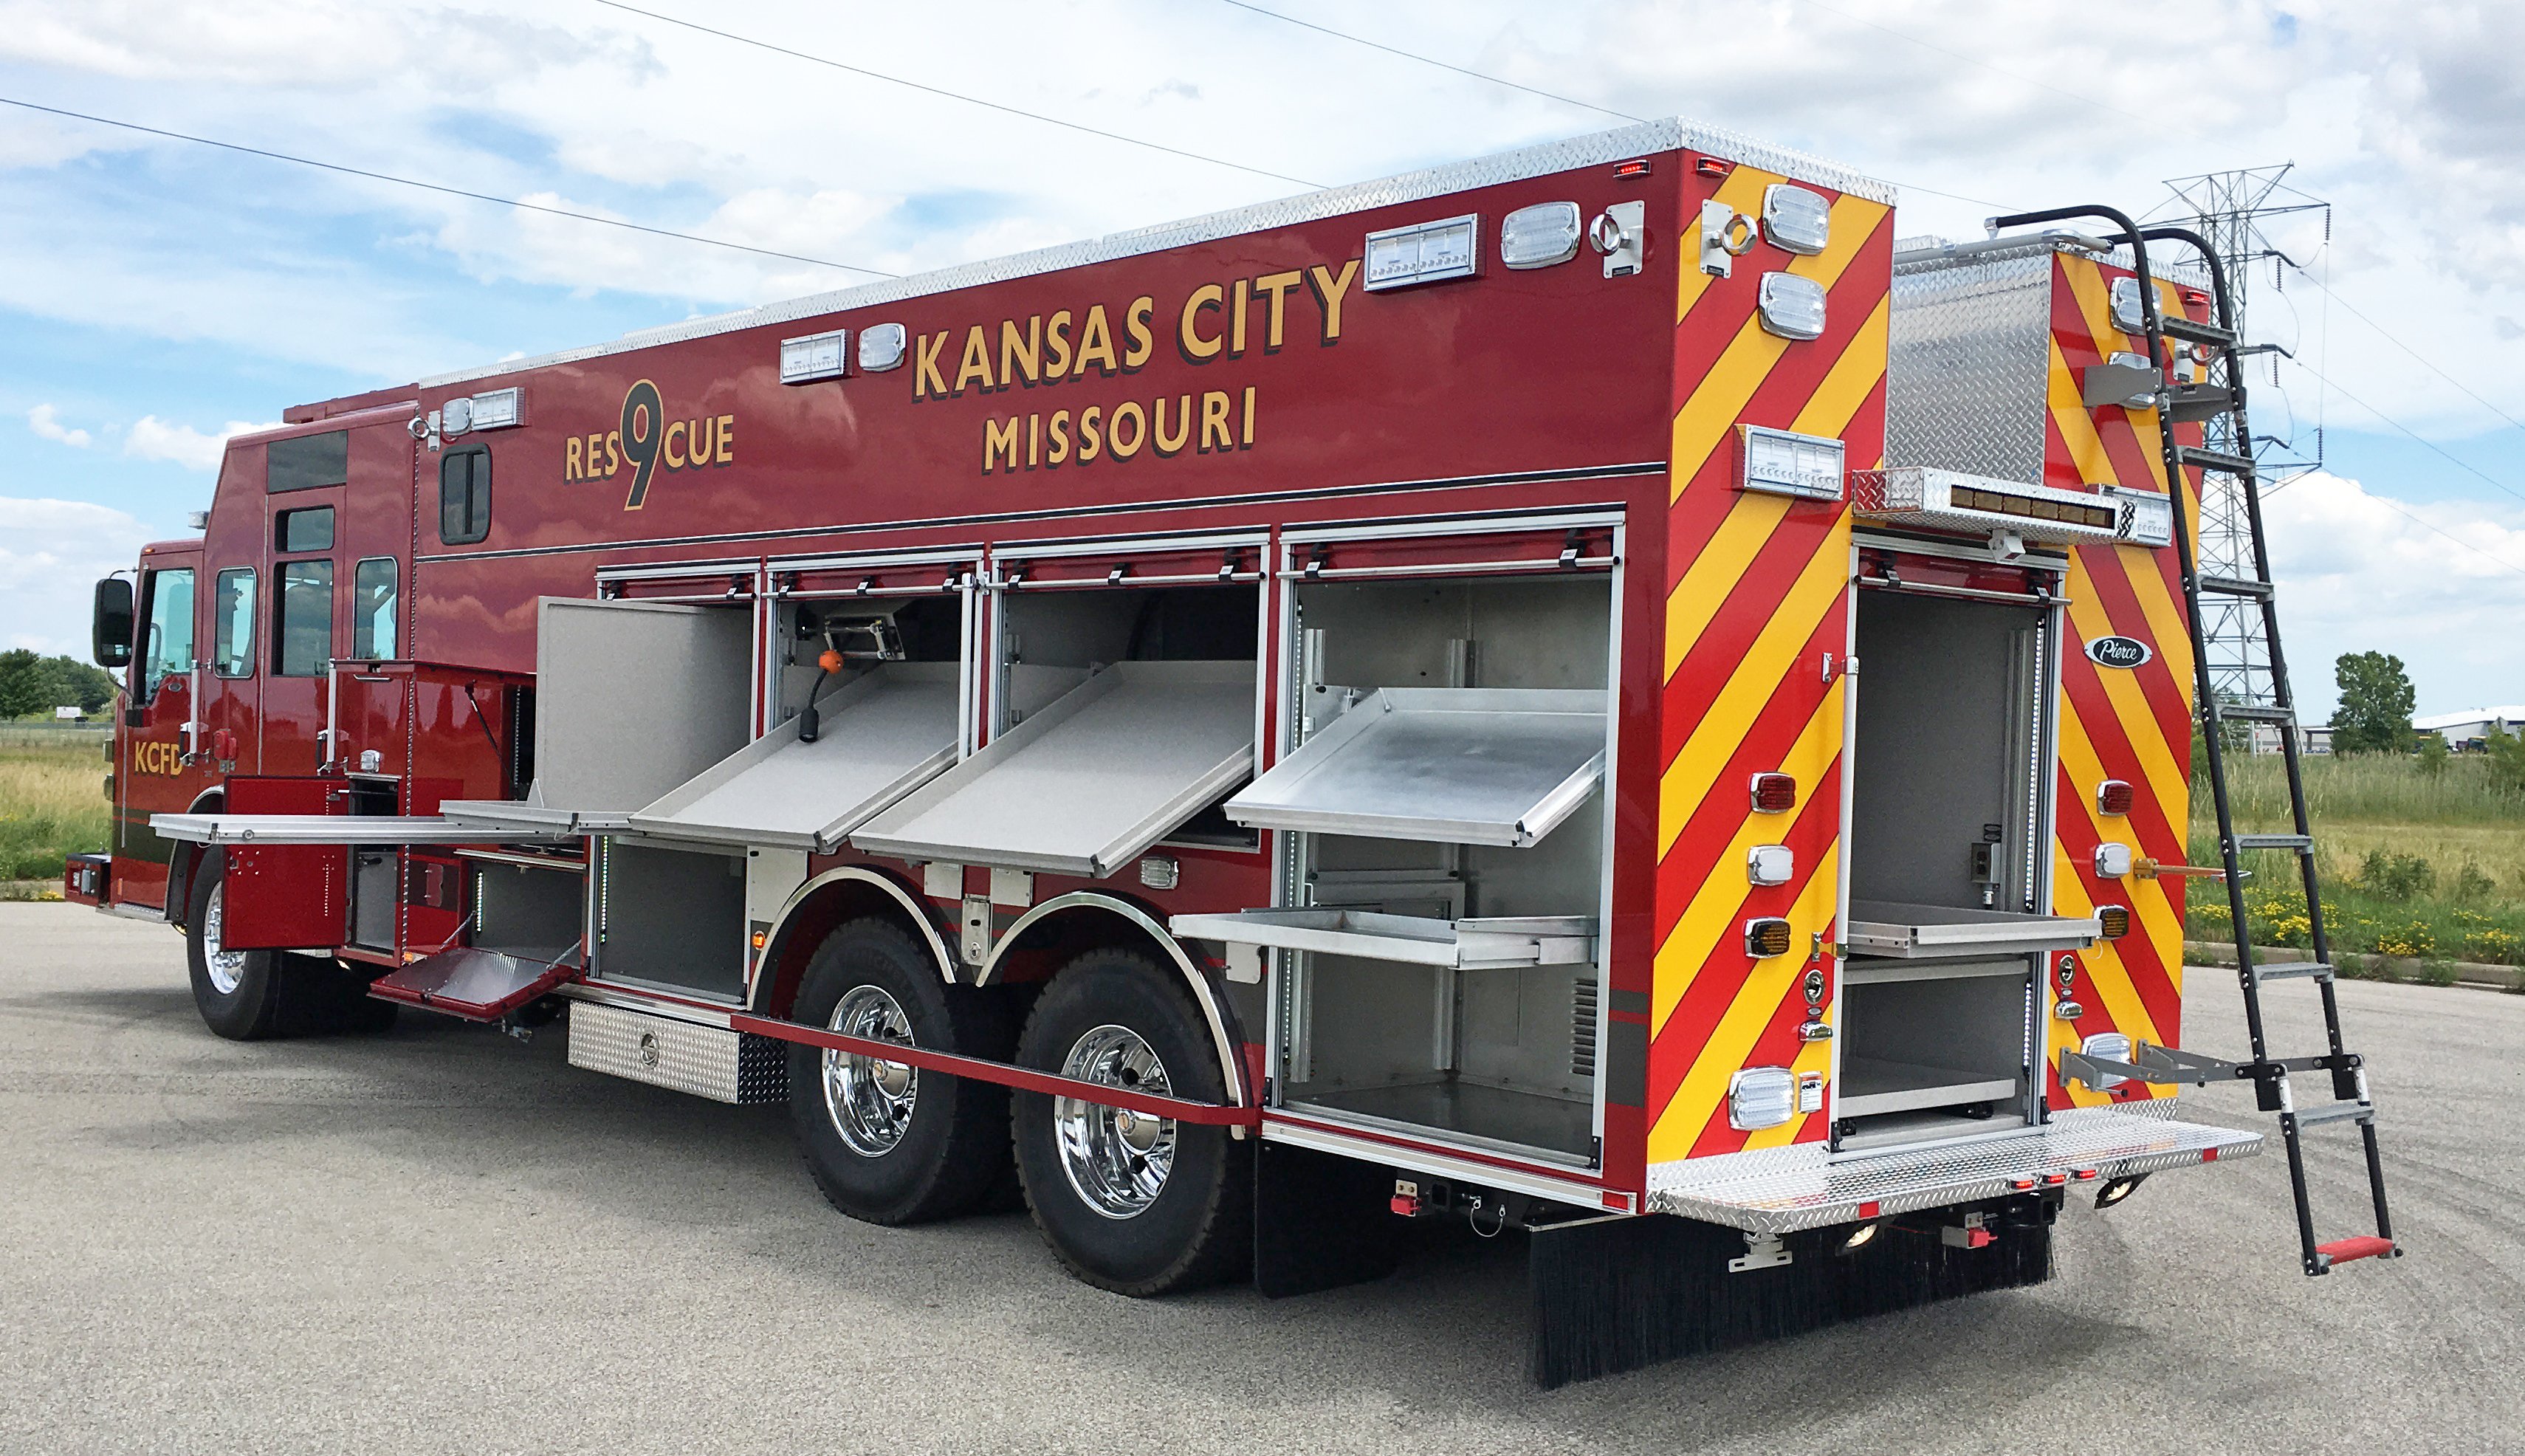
[1646,1105,2261,1233]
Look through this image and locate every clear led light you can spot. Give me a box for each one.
[1748,844,1795,887]
[2110,276,2148,334]
[780,329,849,385]
[2095,842,2135,878]
[2104,486,2176,547]
[1739,425,1845,501]
[1728,1066,1797,1130]
[1757,272,1827,340]
[1364,213,1482,291]
[1499,202,1582,269]
[2081,1031,2132,1091]
[858,322,907,373]
[1762,184,1831,255]
[467,387,523,430]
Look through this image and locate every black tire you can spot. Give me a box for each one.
[1011,948,1251,1296]
[185,851,396,1040]
[787,917,1016,1225]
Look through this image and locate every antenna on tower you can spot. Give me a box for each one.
[2154,165,2329,719]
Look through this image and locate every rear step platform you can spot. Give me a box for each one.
[1647,1105,2261,1232]
[368,947,583,1020]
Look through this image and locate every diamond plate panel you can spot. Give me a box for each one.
[1646,1104,2261,1233]
[567,1001,788,1105]
[425,119,1895,388]
[1887,241,2054,485]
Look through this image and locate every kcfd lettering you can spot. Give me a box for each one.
[130,740,184,776]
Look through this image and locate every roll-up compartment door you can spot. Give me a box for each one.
[851,660,1254,879]
[627,662,960,851]
[1228,687,1606,848]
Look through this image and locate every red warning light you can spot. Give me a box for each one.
[1751,772,1797,813]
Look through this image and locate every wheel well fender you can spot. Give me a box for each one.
[749,866,954,1019]
[978,891,1249,1106]
[167,786,226,927]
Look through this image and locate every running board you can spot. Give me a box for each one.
[1646,1106,2261,1233]
[368,946,583,1020]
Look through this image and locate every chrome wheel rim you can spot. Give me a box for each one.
[1055,1024,1175,1220]
[202,885,246,996]
[822,986,918,1157]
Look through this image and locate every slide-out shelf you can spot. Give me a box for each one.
[1169,907,1595,970]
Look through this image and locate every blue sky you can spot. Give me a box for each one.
[4,0,2522,718]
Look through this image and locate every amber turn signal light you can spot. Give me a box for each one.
[2097,905,2132,939]
[1745,917,1793,958]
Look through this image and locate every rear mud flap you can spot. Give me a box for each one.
[1526,1198,2055,1387]
[1252,1140,1401,1299]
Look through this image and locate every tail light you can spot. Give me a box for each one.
[2096,779,2134,815]
[1750,772,1797,813]
[2096,905,2132,939]
[1745,918,1793,958]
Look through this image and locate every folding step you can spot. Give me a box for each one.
[2213,703,2295,724]
[2315,1235,2397,1268]
[2176,445,2257,476]
[2294,1101,2375,1128]
[368,946,583,1020]
[2197,574,2274,599]
[2165,382,2241,424]
[2159,315,2238,348]
[2250,961,2334,984]
[2233,833,2312,851]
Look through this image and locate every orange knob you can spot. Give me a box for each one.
[817,649,845,673]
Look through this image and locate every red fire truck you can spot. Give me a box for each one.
[72,118,2395,1384]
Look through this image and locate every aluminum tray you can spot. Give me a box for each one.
[439,800,630,835]
[148,814,564,846]
[1169,907,1597,970]
[1844,899,2098,958]
[1226,687,1607,848]
[851,660,1254,879]
[626,663,960,851]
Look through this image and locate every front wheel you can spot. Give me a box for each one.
[1011,949,1249,1296]
[185,851,394,1040]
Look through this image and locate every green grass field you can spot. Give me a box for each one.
[0,728,112,883]
[2190,753,2525,969]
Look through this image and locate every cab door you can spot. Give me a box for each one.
[258,429,351,773]
[113,552,206,910]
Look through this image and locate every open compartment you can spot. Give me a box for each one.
[594,839,746,1000]
[1836,564,2084,1147]
[1232,564,1615,1165]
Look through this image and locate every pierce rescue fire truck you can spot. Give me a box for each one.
[71,118,2397,1384]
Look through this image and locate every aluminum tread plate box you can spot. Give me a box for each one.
[1646,1105,2262,1233]
[1850,467,2125,547]
[850,660,1255,879]
[626,663,959,851]
[1845,899,2099,958]
[1168,907,1598,970]
[148,813,562,846]
[566,1001,787,1105]
[1226,687,1607,848]
[368,946,581,1020]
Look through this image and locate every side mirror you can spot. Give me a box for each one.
[92,577,134,669]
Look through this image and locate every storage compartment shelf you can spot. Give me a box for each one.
[1836,1054,2021,1119]
[1846,899,2097,958]
[1170,907,1595,969]
[1291,1081,1594,1162]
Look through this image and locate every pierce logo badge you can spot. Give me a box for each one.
[2085,636,2151,669]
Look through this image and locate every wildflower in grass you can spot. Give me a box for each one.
[2374,921,2436,958]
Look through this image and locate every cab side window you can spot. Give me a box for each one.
[138,567,196,690]
[213,569,255,677]
[440,447,490,545]
[274,560,334,678]
[351,557,399,660]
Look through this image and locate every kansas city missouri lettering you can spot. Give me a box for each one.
[913,258,1361,475]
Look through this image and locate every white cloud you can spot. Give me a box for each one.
[123,414,272,471]
[0,496,154,654]
[2262,471,2525,715]
[25,403,91,447]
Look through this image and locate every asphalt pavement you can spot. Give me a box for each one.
[2,901,2518,1455]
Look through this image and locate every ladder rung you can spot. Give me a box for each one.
[2250,961,2333,983]
[2159,315,2238,348]
[2165,382,2241,424]
[2176,445,2257,475]
[2197,574,2274,599]
[2315,1235,2396,1267]
[2293,1102,2374,1128]
[2233,833,2312,851]
[2214,704,2295,723]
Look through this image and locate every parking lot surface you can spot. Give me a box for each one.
[2,901,2518,1455]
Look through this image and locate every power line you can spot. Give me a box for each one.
[2283,258,2525,439]
[591,0,1324,190]
[0,95,894,278]
[1214,0,2017,212]
[2287,356,2525,508]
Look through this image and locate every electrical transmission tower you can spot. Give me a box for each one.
[2157,166,2329,715]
